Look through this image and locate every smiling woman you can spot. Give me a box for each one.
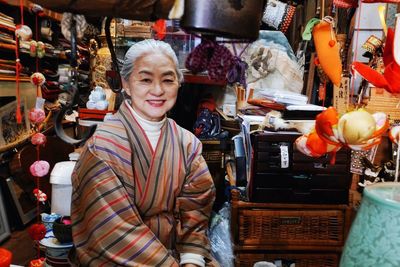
[71,40,219,267]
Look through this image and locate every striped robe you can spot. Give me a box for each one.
[71,101,218,266]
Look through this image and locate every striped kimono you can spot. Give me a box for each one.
[71,101,218,266]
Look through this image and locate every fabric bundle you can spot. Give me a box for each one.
[262,0,296,33]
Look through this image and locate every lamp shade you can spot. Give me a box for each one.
[340,182,400,266]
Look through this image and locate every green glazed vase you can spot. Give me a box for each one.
[340,182,400,267]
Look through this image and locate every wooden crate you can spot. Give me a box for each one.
[235,251,339,267]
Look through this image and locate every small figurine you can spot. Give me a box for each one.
[86,86,108,110]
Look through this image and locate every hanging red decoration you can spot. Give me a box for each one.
[29,161,50,177]
[29,108,46,124]
[33,189,48,202]
[31,133,47,146]
[28,223,47,241]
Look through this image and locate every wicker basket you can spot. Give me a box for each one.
[230,190,351,249]
[235,252,339,267]
[238,208,345,246]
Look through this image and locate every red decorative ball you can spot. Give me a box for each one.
[29,108,46,124]
[329,40,336,47]
[28,223,46,241]
[31,133,47,146]
[30,72,46,86]
[33,188,47,202]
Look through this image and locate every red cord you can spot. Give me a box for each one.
[35,13,39,73]
[19,0,24,25]
[14,38,22,124]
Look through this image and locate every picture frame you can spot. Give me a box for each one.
[0,98,30,148]
[0,183,11,243]
[5,176,37,226]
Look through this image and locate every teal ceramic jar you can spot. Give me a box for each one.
[340,182,400,266]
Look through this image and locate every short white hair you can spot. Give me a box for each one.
[121,39,183,84]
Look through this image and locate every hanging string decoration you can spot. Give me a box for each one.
[20,2,50,265]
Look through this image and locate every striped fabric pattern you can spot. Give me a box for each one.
[71,101,217,266]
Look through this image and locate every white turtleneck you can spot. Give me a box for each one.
[126,104,205,267]
[128,105,165,150]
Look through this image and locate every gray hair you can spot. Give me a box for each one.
[121,39,183,84]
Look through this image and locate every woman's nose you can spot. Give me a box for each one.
[150,82,164,95]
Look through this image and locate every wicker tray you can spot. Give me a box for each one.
[235,252,339,267]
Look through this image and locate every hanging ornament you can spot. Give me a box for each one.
[15,24,32,41]
[29,108,46,124]
[30,72,46,86]
[28,223,46,241]
[31,133,47,146]
[33,189,47,202]
[29,160,50,177]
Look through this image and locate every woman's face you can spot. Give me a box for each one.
[123,52,180,121]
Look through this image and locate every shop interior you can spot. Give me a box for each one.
[0,0,399,266]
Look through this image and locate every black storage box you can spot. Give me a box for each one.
[249,132,351,204]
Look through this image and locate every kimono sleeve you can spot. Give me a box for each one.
[71,143,178,267]
[175,142,217,263]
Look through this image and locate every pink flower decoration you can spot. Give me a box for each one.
[33,189,47,202]
[30,72,46,86]
[29,160,50,177]
[29,108,46,124]
[31,133,47,146]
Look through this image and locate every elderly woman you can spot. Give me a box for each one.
[71,40,218,266]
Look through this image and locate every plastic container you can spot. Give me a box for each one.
[50,152,79,216]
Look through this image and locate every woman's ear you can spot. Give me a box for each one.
[121,79,131,96]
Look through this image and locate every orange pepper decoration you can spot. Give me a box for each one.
[312,18,342,86]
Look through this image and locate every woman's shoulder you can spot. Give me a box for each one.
[87,119,131,156]
[167,118,202,153]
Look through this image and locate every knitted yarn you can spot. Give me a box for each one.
[185,40,234,81]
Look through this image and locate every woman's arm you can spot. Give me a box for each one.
[175,141,216,264]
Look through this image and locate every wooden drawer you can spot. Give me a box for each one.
[235,251,339,267]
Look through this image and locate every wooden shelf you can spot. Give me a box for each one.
[0,76,30,82]
[4,0,62,22]
[183,72,227,86]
